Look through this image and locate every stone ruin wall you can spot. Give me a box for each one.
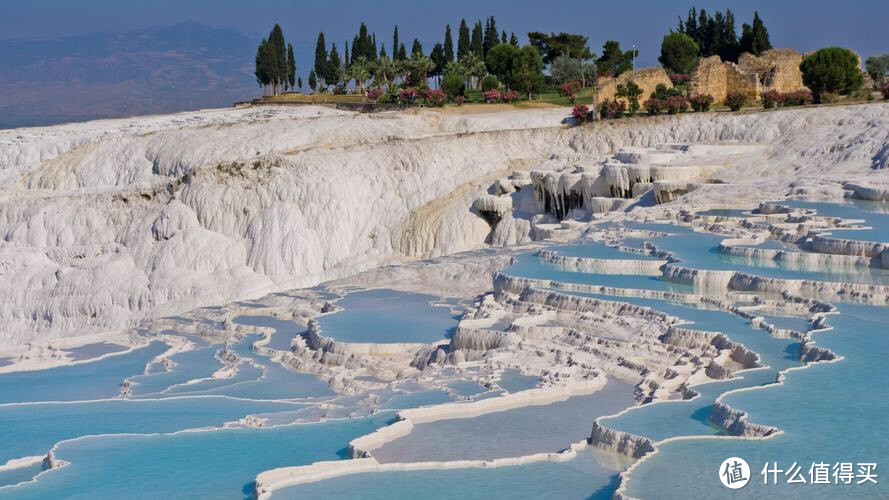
[689,55,759,103]
[738,49,807,94]
[596,67,673,106]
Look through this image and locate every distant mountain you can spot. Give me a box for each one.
[0,22,261,129]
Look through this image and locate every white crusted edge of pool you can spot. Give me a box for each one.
[253,379,605,498]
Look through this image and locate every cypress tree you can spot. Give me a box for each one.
[327,43,341,85]
[398,43,407,61]
[380,43,387,59]
[412,38,423,57]
[443,25,454,63]
[287,43,296,91]
[483,16,499,57]
[372,33,378,61]
[308,70,317,91]
[269,24,287,94]
[297,76,303,90]
[254,38,271,93]
[457,19,470,60]
[470,21,483,58]
[501,30,507,44]
[430,42,445,84]
[344,40,351,68]
[393,26,401,60]
[750,12,771,55]
[509,33,519,46]
[314,32,328,85]
[720,9,740,62]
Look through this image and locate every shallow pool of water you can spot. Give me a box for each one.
[316,289,461,344]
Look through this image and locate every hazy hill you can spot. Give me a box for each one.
[0,22,260,129]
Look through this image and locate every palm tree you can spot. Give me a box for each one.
[373,56,397,88]
[411,56,436,86]
[395,59,412,85]
[349,57,371,95]
[460,52,486,89]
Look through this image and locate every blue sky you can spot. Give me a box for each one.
[1,0,887,66]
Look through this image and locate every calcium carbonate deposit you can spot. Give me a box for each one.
[1,103,889,499]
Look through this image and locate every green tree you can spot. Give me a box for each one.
[486,43,519,86]
[511,45,546,98]
[800,47,864,101]
[616,81,643,115]
[314,32,328,86]
[374,56,397,87]
[392,26,401,60]
[501,30,507,44]
[326,43,342,86]
[344,40,351,68]
[430,42,446,85]
[411,38,423,57]
[269,24,287,94]
[509,33,519,46]
[597,41,636,77]
[397,43,407,61]
[483,16,499,57]
[550,55,582,85]
[286,43,296,90]
[348,57,370,94]
[749,12,771,55]
[379,43,387,59]
[659,32,699,74]
[443,25,455,63]
[527,32,592,65]
[865,54,889,82]
[470,21,484,58]
[442,72,465,99]
[308,70,317,91]
[254,38,272,93]
[457,19,471,61]
[297,76,303,90]
[461,51,487,89]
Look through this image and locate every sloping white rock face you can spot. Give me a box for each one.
[2,103,889,343]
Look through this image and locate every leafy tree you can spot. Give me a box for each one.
[597,41,636,77]
[442,72,465,99]
[486,43,519,85]
[411,38,423,58]
[470,21,484,58]
[659,32,699,74]
[314,32,328,86]
[866,54,889,82]
[800,47,864,101]
[286,43,296,90]
[409,55,435,86]
[481,74,500,91]
[348,57,370,94]
[374,56,397,87]
[527,32,592,65]
[616,81,643,114]
[308,70,317,91]
[443,25,455,63]
[510,45,546,98]
[457,19,471,61]
[483,16,499,57]
[550,55,582,85]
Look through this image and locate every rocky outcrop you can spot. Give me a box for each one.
[589,421,655,458]
[709,401,780,437]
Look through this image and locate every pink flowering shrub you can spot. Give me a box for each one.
[689,93,714,112]
[501,90,519,103]
[454,95,466,105]
[571,105,590,124]
[397,87,420,104]
[423,89,447,107]
[366,87,383,101]
[724,91,748,111]
[482,89,501,103]
[644,97,666,115]
[599,99,626,119]
[761,90,783,109]
[665,95,689,114]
